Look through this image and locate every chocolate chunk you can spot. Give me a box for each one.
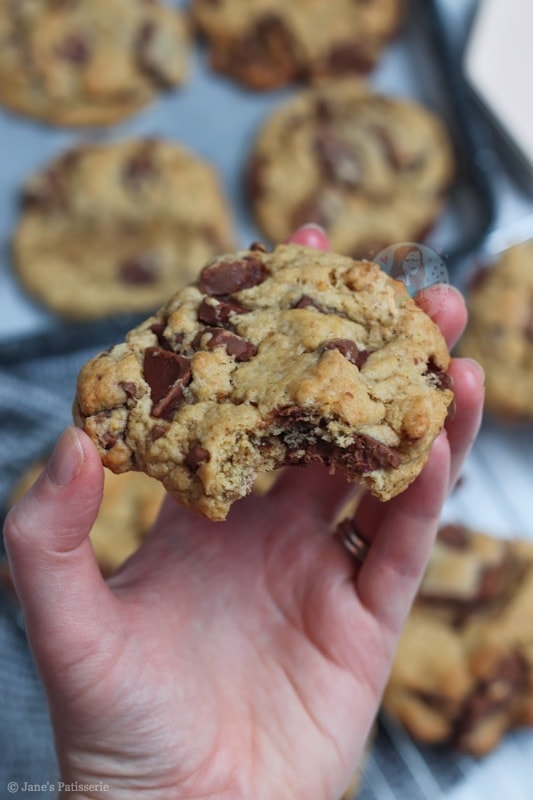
[523,294,533,341]
[292,294,327,312]
[370,124,423,171]
[344,433,401,471]
[275,409,400,473]
[314,98,335,124]
[324,41,373,74]
[412,689,459,719]
[150,425,166,441]
[101,432,118,450]
[192,327,257,362]
[199,256,267,295]
[456,653,528,744]
[438,524,469,549]
[419,530,518,624]
[136,22,174,87]
[187,443,210,470]
[119,254,159,285]
[149,321,182,351]
[197,296,249,326]
[314,129,362,188]
[284,432,400,472]
[322,338,368,368]
[250,241,268,253]
[143,347,192,420]
[55,34,90,63]
[149,321,168,347]
[120,381,137,399]
[425,358,453,391]
[235,14,299,87]
[21,167,69,212]
[123,142,158,187]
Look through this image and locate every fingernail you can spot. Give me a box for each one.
[462,357,485,384]
[46,427,84,486]
[287,223,330,251]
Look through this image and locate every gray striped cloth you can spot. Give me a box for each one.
[0,332,120,798]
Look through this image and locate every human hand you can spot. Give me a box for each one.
[3,226,484,800]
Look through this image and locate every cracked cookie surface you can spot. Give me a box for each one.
[73,243,453,521]
[0,0,190,125]
[247,79,455,259]
[191,0,403,89]
[384,524,533,755]
[13,138,236,320]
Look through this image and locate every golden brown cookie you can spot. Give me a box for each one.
[73,242,453,521]
[191,0,403,90]
[13,139,236,320]
[459,241,533,420]
[384,524,533,755]
[246,79,455,259]
[0,0,190,126]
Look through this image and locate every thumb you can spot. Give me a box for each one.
[3,427,111,660]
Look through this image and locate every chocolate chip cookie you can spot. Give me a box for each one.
[191,0,403,90]
[13,138,236,320]
[72,242,453,521]
[246,79,455,259]
[0,0,190,126]
[459,241,533,419]
[384,524,533,755]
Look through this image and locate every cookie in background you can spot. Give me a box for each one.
[190,0,403,90]
[0,0,190,126]
[384,523,533,756]
[13,138,236,320]
[246,79,455,260]
[458,241,533,420]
